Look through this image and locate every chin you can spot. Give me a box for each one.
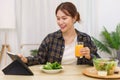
[60,28,67,33]
[61,29,66,33]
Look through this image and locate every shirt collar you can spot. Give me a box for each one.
[55,29,84,39]
[55,30,63,39]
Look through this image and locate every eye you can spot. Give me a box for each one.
[63,18,67,20]
[57,17,60,20]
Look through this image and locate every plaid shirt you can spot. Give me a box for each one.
[27,29,100,66]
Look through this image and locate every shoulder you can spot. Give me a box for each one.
[41,30,62,44]
[76,29,90,37]
[45,30,62,39]
[75,29,92,42]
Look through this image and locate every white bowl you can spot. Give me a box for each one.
[40,66,63,74]
[97,71,107,76]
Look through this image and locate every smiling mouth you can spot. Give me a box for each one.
[60,25,66,29]
[61,27,65,29]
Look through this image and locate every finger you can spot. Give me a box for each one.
[84,47,90,51]
[17,54,23,58]
[80,47,90,55]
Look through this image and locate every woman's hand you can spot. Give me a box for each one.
[17,54,28,63]
[80,47,91,59]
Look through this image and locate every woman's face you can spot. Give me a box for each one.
[56,10,75,33]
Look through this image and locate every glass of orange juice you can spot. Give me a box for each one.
[75,42,84,58]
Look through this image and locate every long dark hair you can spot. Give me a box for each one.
[55,2,80,23]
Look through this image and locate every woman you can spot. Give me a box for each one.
[18,2,100,66]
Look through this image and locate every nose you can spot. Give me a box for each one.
[57,19,64,25]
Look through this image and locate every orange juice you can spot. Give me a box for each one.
[75,44,83,58]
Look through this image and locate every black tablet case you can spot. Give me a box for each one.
[2,52,33,75]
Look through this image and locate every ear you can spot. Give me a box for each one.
[73,16,77,23]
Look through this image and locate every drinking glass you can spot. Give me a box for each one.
[75,42,84,58]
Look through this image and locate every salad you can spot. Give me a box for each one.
[93,58,117,75]
[43,62,62,70]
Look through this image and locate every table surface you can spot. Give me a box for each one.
[0,65,117,80]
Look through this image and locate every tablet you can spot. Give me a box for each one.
[2,51,34,75]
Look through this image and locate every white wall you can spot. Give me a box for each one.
[94,0,120,37]
[93,0,120,57]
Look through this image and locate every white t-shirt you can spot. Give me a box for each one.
[61,36,77,65]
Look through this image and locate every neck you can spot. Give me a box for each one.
[63,27,76,37]
[63,28,77,45]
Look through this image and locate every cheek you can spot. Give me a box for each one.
[67,20,74,26]
[57,21,60,26]
[67,18,74,24]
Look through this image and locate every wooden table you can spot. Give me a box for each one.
[0,65,109,80]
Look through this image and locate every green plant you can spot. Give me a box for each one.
[92,24,120,58]
[30,49,38,56]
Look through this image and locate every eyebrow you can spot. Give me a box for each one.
[56,15,71,18]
